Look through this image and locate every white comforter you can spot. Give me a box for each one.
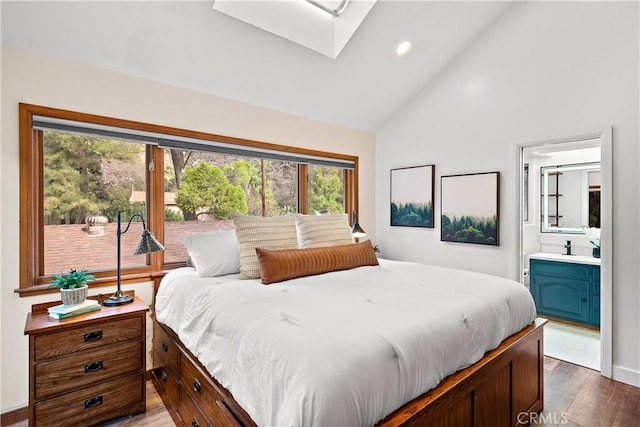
[155,259,536,426]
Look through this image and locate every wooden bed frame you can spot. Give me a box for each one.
[151,316,546,427]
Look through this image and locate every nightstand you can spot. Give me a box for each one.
[24,295,149,427]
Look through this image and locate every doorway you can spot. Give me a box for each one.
[515,127,612,376]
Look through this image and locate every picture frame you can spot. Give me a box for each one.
[390,165,435,228]
[441,171,500,245]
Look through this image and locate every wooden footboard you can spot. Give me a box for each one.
[151,318,546,427]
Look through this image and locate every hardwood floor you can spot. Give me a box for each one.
[542,357,640,427]
[6,357,639,426]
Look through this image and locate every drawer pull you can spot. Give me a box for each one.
[160,370,168,382]
[192,378,202,394]
[84,395,103,409]
[191,418,200,427]
[162,341,169,352]
[84,361,103,373]
[83,330,102,342]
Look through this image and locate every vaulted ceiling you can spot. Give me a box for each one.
[1,1,514,132]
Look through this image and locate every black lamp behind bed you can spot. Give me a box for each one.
[103,211,165,307]
[351,211,367,242]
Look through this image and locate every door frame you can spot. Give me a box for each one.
[513,126,612,377]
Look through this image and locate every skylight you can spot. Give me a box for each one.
[212,0,377,58]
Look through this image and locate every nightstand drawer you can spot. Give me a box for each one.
[34,372,144,427]
[34,317,142,361]
[35,340,142,400]
[153,322,180,374]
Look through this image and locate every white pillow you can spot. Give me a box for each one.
[296,213,353,248]
[181,230,240,277]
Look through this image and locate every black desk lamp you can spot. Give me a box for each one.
[103,211,165,306]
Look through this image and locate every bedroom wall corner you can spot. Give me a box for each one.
[375,1,639,386]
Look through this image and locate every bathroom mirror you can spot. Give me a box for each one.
[540,162,600,234]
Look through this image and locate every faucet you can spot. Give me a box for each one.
[564,240,573,256]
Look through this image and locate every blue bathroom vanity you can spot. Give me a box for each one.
[529,253,601,327]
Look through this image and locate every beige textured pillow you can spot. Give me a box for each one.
[232,215,298,279]
[255,241,379,285]
[296,213,353,248]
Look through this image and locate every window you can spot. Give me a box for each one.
[18,104,358,293]
[43,132,148,275]
[162,150,299,265]
[308,165,345,214]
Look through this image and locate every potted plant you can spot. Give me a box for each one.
[48,269,95,305]
[585,227,601,258]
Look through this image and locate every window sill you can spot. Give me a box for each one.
[14,272,164,297]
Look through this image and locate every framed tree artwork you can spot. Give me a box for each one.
[441,171,500,245]
[390,165,435,228]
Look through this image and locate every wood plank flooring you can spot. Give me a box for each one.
[6,357,639,426]
[540,357,639,427]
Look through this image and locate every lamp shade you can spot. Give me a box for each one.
[351,211,366,238]
[134,229,165,255]
[351,221,367,238]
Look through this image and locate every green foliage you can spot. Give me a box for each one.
[48,269,95,289]
[441,215,497,245]
[224,159,278,216]
[175,162,248,220]
[391,202,433,227]
[43,132,144,224]
[309,167,344,214]
[165,208,184,222]
[279,205,297,216]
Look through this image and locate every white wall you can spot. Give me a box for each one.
[0,45,376,413]
[376,2,639,385]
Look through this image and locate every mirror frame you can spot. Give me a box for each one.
[540,162,600,234]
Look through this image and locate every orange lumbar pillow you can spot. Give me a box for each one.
[255,240,379,285]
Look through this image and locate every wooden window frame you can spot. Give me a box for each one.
[16,103,358,296]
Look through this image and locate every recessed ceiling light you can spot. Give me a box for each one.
[396,40,411,56]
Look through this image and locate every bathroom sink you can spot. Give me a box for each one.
[529,252,601,266]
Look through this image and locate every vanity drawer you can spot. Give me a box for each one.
[530,260,589,280]
[34,317,142,361]
[592,281,600,295]
[153,322,180,374]
[34,372,144,427]
[35,340,142,400]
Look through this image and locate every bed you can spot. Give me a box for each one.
[154,260,542,426]
[152,253,543,426]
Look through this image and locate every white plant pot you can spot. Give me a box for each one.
[60,286,88,305]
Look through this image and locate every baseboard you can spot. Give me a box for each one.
[612,364,640,388]
[0,406,27,427]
